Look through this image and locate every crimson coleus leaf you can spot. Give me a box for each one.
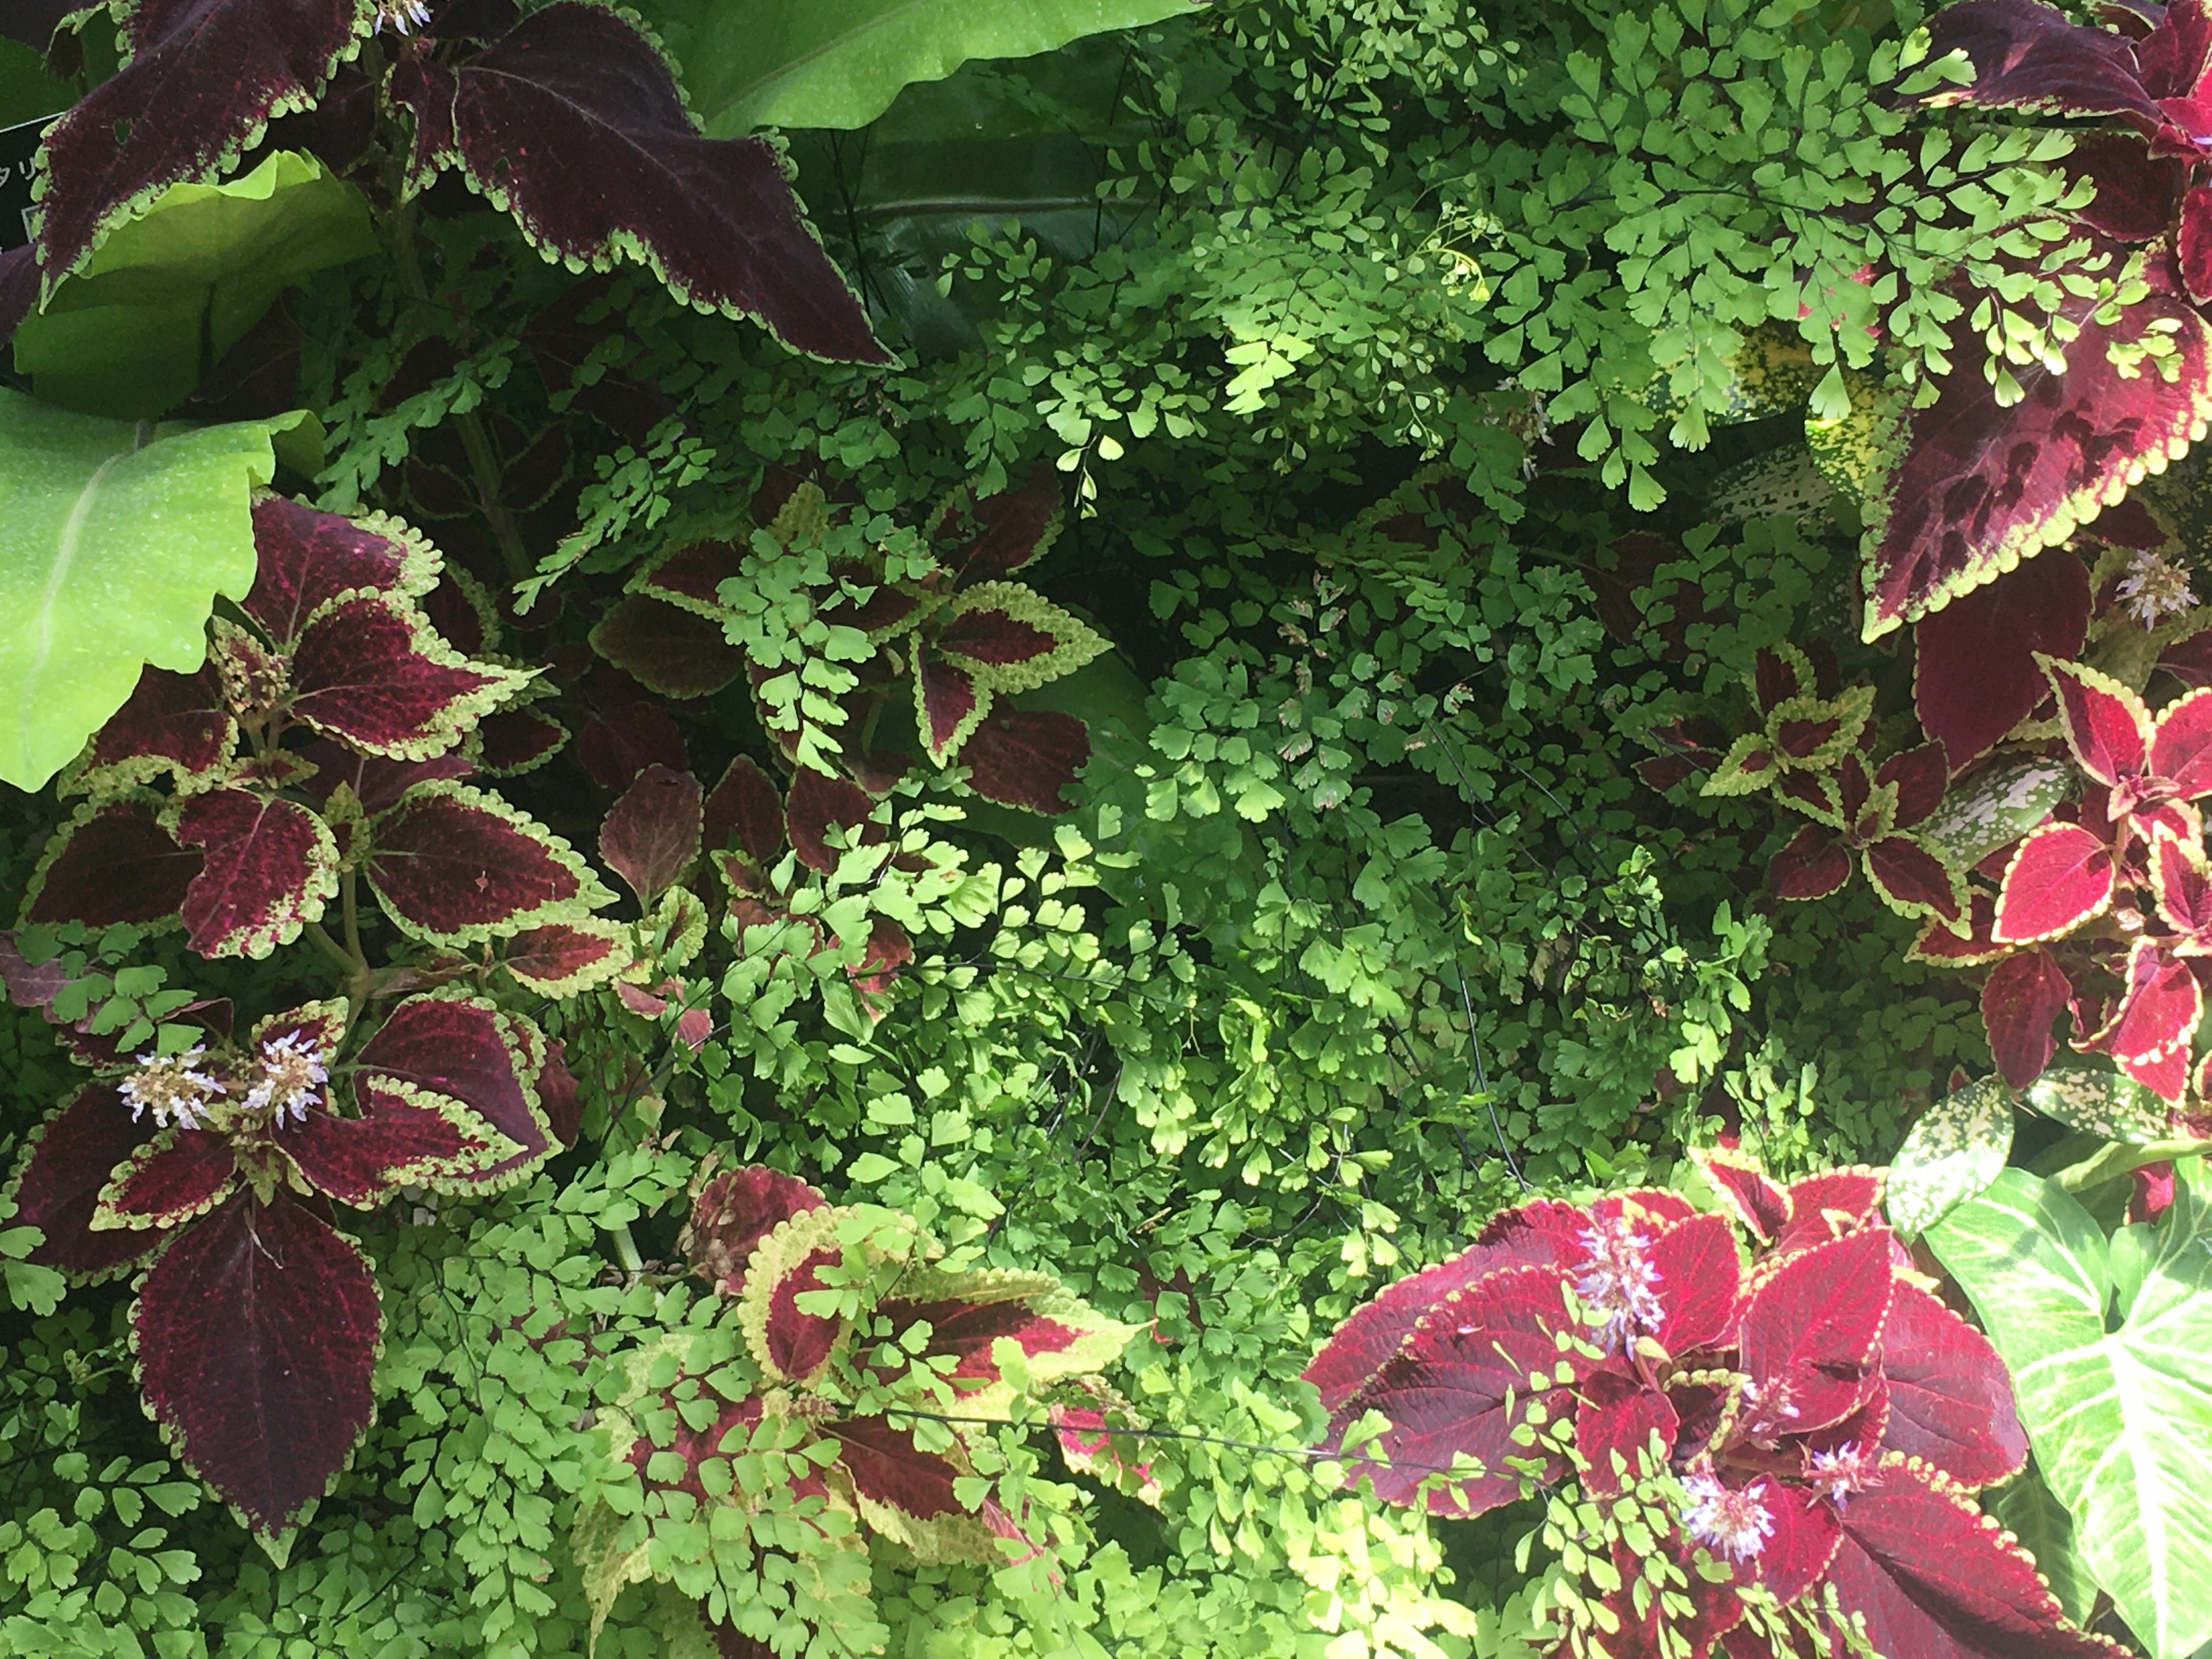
[1983,949,2074,1090]
[600,763,702,904]
[352,991,559,1185]
[31,0,373,294]
[94,1129,239,1232]
[500,918,631,997]
[67,664,237,798]
[281,1084,521,1207]
[703,755,788,866]
[389,3,887,363]
[961,709,1091,814]
[366,781,615,945]
[1325,1262,1581,1517]
[1908,0,2162,125]
[286,595,525,759]
[133,1191,381,1543]
[929,469,1062,584]
[1575,1370,1677,1495]
[1738,1226,1895,1433]
[1824,1455,2127,1659]
[21,794,203,929]
[739,1206,850,1385]
[825,1414,1029,1566]
[1876,1283,2028,1490]
[678,1164,825,1297]
[1915,551,2090,766]
[1698,1150,1792,1244]
[1774,1169,1886,1256]
[168,788,338,960]
[244,498,441,644]
[1862,275,2212,636]
[5,1084,162,1278]
[1994,822,2116,946]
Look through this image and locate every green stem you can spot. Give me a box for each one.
[609,1224,646,1277]
[2051,1138,2212,1192]
[304,921,360,986]
[342,869,364,971]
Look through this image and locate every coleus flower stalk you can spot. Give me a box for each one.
[574,1165,1132,1652]
[1302,1157,2120,1659]
[22,495,615,960]
[3,990,574,1546]
[600,469,1108,814]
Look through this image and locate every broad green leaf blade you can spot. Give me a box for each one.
[2024,1067,2173,1143]
[14,150,376,420]
[0,38,73,130]
[1885,1073,2013,1237]
[0,388,302,789]
[1986,1463,2100,1627]
[635,0,1201,135]
[1927,1163,2212,1659]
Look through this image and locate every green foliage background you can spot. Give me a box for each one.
[0,0,2073,1653]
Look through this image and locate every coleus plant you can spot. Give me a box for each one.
[5,0,886,365]
[1302,1155,2121,1659]
[22,494,618,972]
[573,1163,1132,1654]
[596,468,1109,815]
[2,987,575,1547]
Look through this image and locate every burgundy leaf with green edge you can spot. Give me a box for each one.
[934,604,1065,671]
[1876,1285,2028,1490]
[600,764,702,904]
[170,789,338,960]
[244,498,437,645]
[1327,1262,1581,1516]
[2046,657,2151,786]
[1907,0,2161,124]
[354,993,556,1183]
[286,596,521,759]
[94,1131,238,1231]
[6,1084,161,1277]
[280,1085,511,1207]
[915,654,985,762]
[1576,1369,1679,1494]
[1982,949,2073,1089]
[680,1165,826,1297]
[537,1040,581,1147]
[73,665,237,796]
[1738,1227,1895,1432]
[1301,1198,1587,1413]
[2065,134,2185,243]
[501,919,631,997]
[825,1414,968,1525]
[132,1192,382,1543]
[298,740,475,816]
[703,755,788,865]
[632,537,745,618]
[589,596,745,699]
[31,0,372,293]
[474,706,567,776]
[874,1285,1088,1384]
[1994,822,2116,945]
[23,796,203,929]
[1862,278,2212,637]
[1699,1153,1792,1244]
[1770,824,1853,901]
[1824,1457,2126,1659]
[1914,551,2089,764]
[962,709,1092,814]
[578,700,688,790]
[388,3,887,363]
[1865,834,1967,923]
[1774,1170,1885,1256]
[786,767,881,873]
[933,469,1062,584]
[368,782,612,944]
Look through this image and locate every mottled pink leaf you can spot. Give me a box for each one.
[681,1165,826,1296]
[827,1415,967,1521]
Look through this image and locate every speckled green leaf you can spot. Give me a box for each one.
[2023,1069,2172,1144]
[1886,1073,2014,1237]
[0,388,304,789]
[635,0,1202,135]
[1915,756,2073,872]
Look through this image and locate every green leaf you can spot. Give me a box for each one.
[1926,1162,2212,1658]
[2023,1067,2173,1143]
[0,37,73,130]
[13,150,376,420]
[1884,1073,2013,1237]
[634,0,1200,135]
[1985,1463,2099,1626]
[0,388,306,789]
[1913,756,2073,872]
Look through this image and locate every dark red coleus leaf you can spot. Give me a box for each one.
[368,782,609,944]
[281,1086,502,1208]
[474,707,567,776]
[299,741,475,816]
[133,1192,381,1541]
[1774,1169,1884,1256]
[1302,1199,1585,1413]
[850,914,913,994]
[1576,1370,1679,1495]
[245,497,435,645]
[1825,1457,2124,1659]
[827,1414,969,1526]
[932,469,1062,584]
[74,665,237,795]
[600,764,703,904]
[1982,949,2073,1089]
[961,709,1092,814]
[2182,184,2212,302]
[24,797,204,928]
[390,3,887,363]
[32,0,369,291]
[2064,134,2185,243]
[1876,1284,2028,1490]
[1646,1212,1741,1353]
[873,1284,1089,1384]
[1909,0,2162,127]
[537,1040,581,1147]
[353,993,556,1183]
[633,537,744,616]
[1737,1227,1895,1433]
[501,919,630,996]
[1994,821,2116,945]
[785,767,881,873]
[1914,552,2089,766]
[97,1130,239,1231]
[704,755,788,866]
[1328,1262,1581,1516]
[915,655,984,762]
[286,596,517,759]
[1863,278,2212,635]
[756,1235,844,1384]
[680,1165,826,1296]
[578,700,688,790]
[589,597,744,699]
[0,245,33,341]
[1700,1153,1792,1245]
[171,789,338,960]
[2077,936,2203,1100]
[6,1084,160,1277]
[1770,824,1853,902]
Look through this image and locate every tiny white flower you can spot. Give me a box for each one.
[2116,548,2196,628]
[1573,1213,1665,1353]
[372,0,435,35]
[1680,1471,1774,1563]
[118,1044,225,1130]
[1805,1441,1875,1509]
[244,1029,331,1123]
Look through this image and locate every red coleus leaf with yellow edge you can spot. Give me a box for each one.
[69,665,238,798]
[1876,1285,2029,1489]
[1698,1151,1792,1244]
[285,596,524,759]
[22,795,203,930]
[1774,1168,1885,1256]
[2074,936,2203,1101]
[1914,550,2090,765]
[962,709,1092,815]
[1861,274,2212,637]
[2046,656,2212,840]
[281,1082,522,1208]
[929,469,1062,584]
[1908,0,2164,126]
[1738,1228,1896,1434]
[500,918,631,997]
[588,595,745,699]
[30,0,372,296]
[738,1205,852,1386]
[678,1164,827,1297]
[93,1129,238,1233]
[474,707,567,776]
[351,992,561,1187]
[599,764,702,904]
[168,789,339,961]
[823,1415,1031,1566]
[132,1191,381,1544]
[244,498,439,645]
[389,2,887,363]
[1994,820,2118,945]
[2152,828,2212,948]
[1982,949,2074,1089]
[5,1083,161,1278]
[366,781,615,945]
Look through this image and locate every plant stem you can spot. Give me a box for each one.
[2052,1138,2212,1193]
[342,869,365,971]
[304,921,360,986]
[609,1224,645,1277]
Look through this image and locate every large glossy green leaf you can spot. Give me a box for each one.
[636,0,1199,135]
[0,389,307,790]
[1926,1162,2212,1659]
[1985,1463,2100,1627]
[13,151,374,419]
